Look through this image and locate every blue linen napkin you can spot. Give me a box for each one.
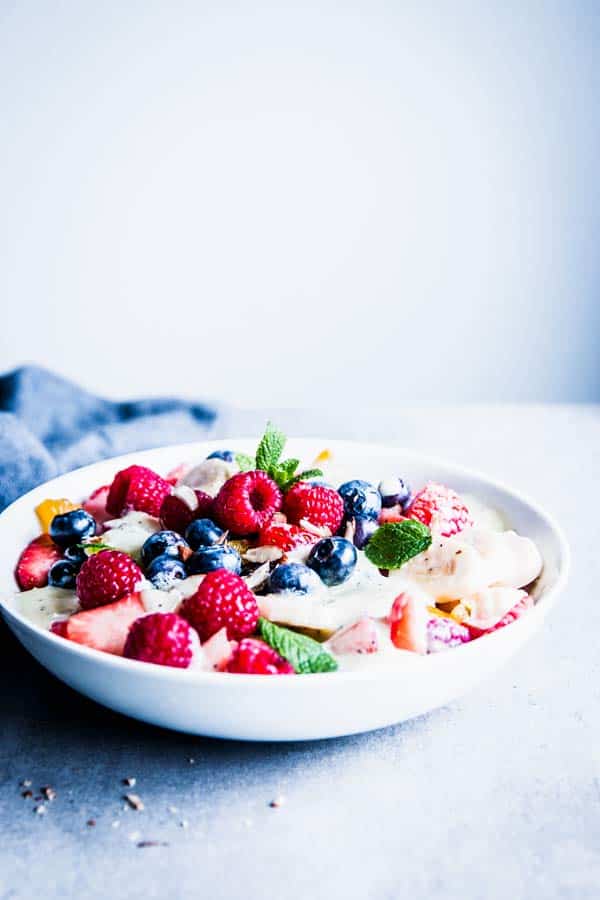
[0,366,217,511]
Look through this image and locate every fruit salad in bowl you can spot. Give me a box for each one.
[9,424,545,678]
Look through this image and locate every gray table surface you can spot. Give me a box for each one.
[1,404,598,900]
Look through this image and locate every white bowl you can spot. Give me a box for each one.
[0,438,569,741]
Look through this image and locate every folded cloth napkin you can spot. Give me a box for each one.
[0,366,217,511]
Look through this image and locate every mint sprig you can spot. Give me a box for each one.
[285,468,323,489]
[251,422,323,490]
[258,618,338,674]
[255,422,286,472]
[364,521,432,569]
[79,541,111,556]
[235,452,256,472]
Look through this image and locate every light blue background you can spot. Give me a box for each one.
[1,1,598,407]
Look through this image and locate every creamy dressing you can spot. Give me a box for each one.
[15,586,79,630]
[461,494,506,532]
[257,525,541,640]
[139,574,205,614]
[257,555,393,632]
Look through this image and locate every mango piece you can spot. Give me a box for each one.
[35,498,79,533]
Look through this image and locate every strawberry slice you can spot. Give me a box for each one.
[326,616,379,655]
[378,505,406,525]
[466,593,533,639]
[82,485,112,526]
[259,522,317,553]
[63,592,146,655]
[165,462,191,485]
[15,535,62,590]
[200,627,238,671]
[50,619,69,637]
[389,591,428,654]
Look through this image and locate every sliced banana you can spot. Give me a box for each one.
[102,511,161,561]
[402,528,542,600]
[178,458,238,497]
[463,586,528,629]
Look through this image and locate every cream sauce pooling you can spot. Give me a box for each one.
[258,555,394,632]
[14,586,79,630]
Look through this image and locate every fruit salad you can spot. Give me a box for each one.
[11,424,543,676]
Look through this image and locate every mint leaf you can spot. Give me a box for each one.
[365,521,431,569]
[253,422,324,489]
[285,468,323,489]
[268,458,300,488]
[255,422,286,472]
[235,452,256,472]
[258,618,338,674]
[277,458,300,479]
[80,541,111,556]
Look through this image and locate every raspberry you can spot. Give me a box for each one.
[76,550,143,610]
[405,482,472,538]
[124,613,198,668]
[159,488,214,534]
[213,471,282,535]
[106,465,171,519]
[180,569,259,641]
[259,522,317,553]
[426,613,470,652]
[282,483,344,534]
[227,638,295,675]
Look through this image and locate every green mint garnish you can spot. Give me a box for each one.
[251,422,323,490]
[258,618,338,674]
[272,457,300,482]
[235,452,256,472]
[285,468,323,489]
[364,521,432,569]
[79,541,111,556]
[255,421,286,472]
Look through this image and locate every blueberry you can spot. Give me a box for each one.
[268,562,322,595]
[185,518,224,551]
[141,531,188,568]
[186,544,242,576]
[352,517,379,550]
[49,509,96,548]
[63,544,89,569]
[307,537,358,586]
[207,449,235,462]
[378,477,411,509]
[48,559,78,590]
[146,554,187,590]
[338,480,381,521]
